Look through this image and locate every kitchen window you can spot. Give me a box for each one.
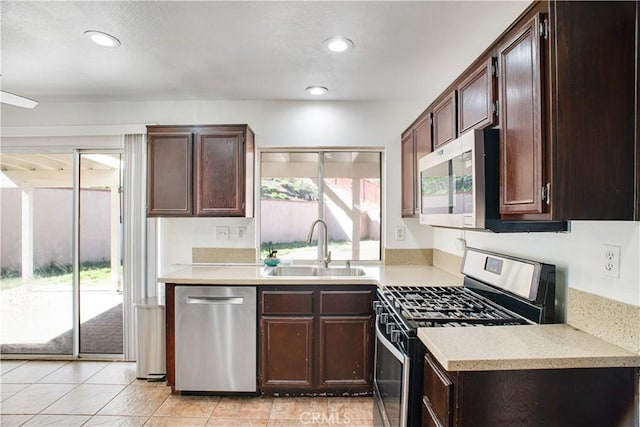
[260,150,381,261]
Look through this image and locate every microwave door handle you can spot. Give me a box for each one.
[448,161,455,213]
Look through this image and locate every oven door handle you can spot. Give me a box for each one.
[374,319,410,427]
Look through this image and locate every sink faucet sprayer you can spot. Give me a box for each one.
[306,219,331,268]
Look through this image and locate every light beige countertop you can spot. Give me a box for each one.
[157,264,462,287]
[418,323,640,371]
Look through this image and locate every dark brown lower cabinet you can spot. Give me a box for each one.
[318,316,372,388]
[422,350,639,427]
[260,317,313,388]
[259,285,375,394]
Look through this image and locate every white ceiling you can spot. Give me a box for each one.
[1,1,531,104]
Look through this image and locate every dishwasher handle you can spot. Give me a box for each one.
[186,296,244,305]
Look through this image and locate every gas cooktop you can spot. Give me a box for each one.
[381,285,529,328]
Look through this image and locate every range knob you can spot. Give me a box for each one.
[379,313,388,324]
[373,301,383,315]
[390,330,401,343]
[386,323,394,334]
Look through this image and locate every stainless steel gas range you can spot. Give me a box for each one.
[373,247,556,427]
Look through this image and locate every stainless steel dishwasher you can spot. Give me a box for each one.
[175,286,256,392]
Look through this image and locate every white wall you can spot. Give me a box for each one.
[2,99,434,273]
[433,222,640,307]
[5,101,637,308]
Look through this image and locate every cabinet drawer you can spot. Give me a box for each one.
[261,291,313,315]
[424,353,452,427]
[319,290,373,315]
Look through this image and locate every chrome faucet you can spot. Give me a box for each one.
[306,219,331,268]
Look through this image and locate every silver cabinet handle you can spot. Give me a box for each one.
[186,296,244,305]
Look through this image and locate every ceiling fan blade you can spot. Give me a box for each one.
[0,90,39,109]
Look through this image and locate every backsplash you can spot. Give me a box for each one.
[383,249,433,265]
[433,249,639,354]
[192,248,257,263]
[432,250,463,278]
[567,288,640,354]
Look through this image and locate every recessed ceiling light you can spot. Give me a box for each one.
[324,36,354,53]
[306,86,328,96]
[84,30,121,48]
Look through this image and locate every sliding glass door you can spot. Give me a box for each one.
[78,152,123,355]
[0,150,124,357]
[0,154,75,354]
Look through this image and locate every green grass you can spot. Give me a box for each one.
[260,240,380,260]
[0,262,120,291]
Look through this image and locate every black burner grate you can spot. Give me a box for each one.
[382,285,528,326]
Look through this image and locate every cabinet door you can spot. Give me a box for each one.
[458,58,496,134]
[498,14,545,215]
[401,130,417,217]
[553,1,636,220]
[147,132,193,216]
[318,316,372,389]
[433,92,457,148]
[195,131,245,216]
[414,114,432,160]
[260,317,314,389]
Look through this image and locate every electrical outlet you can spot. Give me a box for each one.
[215,226,230,240]
[395,226,406,241]
[238,226,247,239]
[602,244,621,278]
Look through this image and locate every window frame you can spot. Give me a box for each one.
[257,147,384,263]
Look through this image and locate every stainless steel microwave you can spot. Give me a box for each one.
[418,128,499,229]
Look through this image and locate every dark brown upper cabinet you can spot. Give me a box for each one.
[551,0,637,220]
[433,92,457,149]
[415,114,433,160]
[457,57,497,134]
[147,124,254,217]
[402,1,639,224]
[147,132,193,216]
[401,130,416,218]
[401,113,432,217]
[497,13,545,216]
[497,1,637,221]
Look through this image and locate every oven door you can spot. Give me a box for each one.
[373,321,410,427]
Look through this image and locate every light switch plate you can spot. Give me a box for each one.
[216,226,230,240]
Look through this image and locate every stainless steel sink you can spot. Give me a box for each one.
[264,266,318,276]
[317,267,368,277]
[263,266,368,277]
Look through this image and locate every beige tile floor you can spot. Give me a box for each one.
[0,361,374,427]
